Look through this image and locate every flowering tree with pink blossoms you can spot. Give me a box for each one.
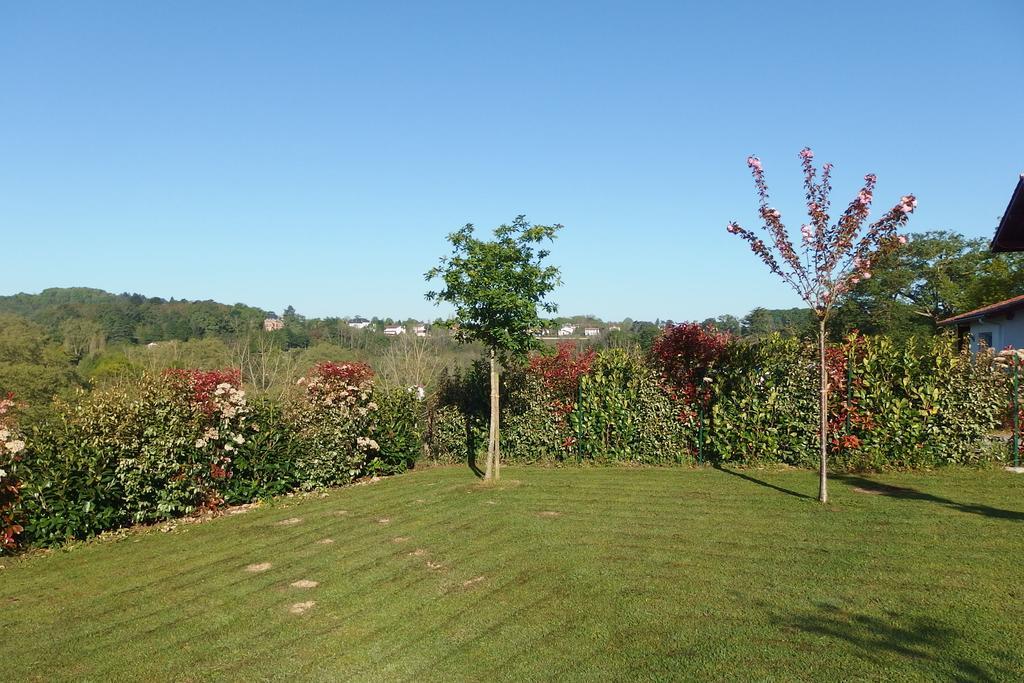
[727,148,916,502]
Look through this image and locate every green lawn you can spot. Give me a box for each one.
[2,466,1022,681]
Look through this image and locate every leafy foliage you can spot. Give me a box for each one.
[429,334,1008,472]
[425,216,562,359]
[288,362,381,489]
[571,349,693,463]
[0,394,26,551]
[8,360,424,550]
[709,335,818,465]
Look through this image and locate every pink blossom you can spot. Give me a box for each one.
[898,195,918,213]
[857,189,872,205]
[823,163,833,172]
[897,235,908,245]
[799,148,814,160]
[726,222,739,234]
[746,156,762,171]
[861,271,871,279]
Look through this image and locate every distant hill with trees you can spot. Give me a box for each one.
[0,288,269,346]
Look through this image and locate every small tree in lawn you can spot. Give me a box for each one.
[426,215,562,481]
[726,148,916,502]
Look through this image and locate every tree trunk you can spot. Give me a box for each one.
[818,318,829,504]
[486,349,501,481]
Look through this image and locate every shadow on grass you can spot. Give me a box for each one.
[467,451,483,478]
[777,603,1018,682]
[713,466,814,500]
[833,474,1024,521]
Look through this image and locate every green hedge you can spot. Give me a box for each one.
[426,335,1008,471]
[9,365,424,550]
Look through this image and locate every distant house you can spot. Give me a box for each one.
[940,295,1024,353]
[607,325,621,332]
[348,316,371,330]
[263,318,284,332]
[412,325,428,337]
[384,325,406,336]
[558,324,577,337]
[584,327,600,337]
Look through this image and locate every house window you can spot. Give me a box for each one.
[977,332,993,349]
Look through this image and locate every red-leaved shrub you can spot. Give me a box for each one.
[650,323,731,415]
[528,342,596,415]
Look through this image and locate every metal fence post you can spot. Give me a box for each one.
[697,403,704,465]
[845,343,853,434]
[576,382,582,460]
[1014,361,1020,468]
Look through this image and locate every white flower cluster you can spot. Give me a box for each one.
[993,348,1024,367]
[0,397,25,458]
[194,383,251,455]
[356,436,380,451]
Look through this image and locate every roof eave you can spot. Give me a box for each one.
[990,176,1024,252]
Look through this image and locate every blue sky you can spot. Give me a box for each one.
[3,1,1023,321]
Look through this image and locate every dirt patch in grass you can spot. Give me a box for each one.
[377,517,391,525]
[290,580,319,589]
[409,549,427,557]
[392,536,410,543]
[426,561,443,571]
[316,538,335,545]
[538,511,561,518]
[334,510,349,516]
[462,576,485,588]
[289,601,315,615]
[276,518,302,526]
[853,487,883,495]
[245,562,272,573]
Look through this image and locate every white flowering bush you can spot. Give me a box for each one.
[10,362,423,549]
[18,370,257,545]
[1,393,26,551]
[188,380,252,481]
[289,362,381,489]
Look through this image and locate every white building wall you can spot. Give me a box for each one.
[969,313,1024,353]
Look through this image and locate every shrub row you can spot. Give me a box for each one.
[426,331,1010,470]
[5,362,422,550]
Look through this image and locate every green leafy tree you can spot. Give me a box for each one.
[426,215,562,481]
[831,230,1024,339]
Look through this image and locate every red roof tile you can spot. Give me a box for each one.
[938,293,1024,325]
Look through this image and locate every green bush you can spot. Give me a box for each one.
[287,363,382,489]
[571,348,693,464]
[709,335,818,466]
[368,388,423,475]
[832,335,1007,470]
[221,400,300,505]
[18,416,126,546]
[502,375,572,464]
[429,333,1007,473]
[10,362,427,550]
[424,404,475,465]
